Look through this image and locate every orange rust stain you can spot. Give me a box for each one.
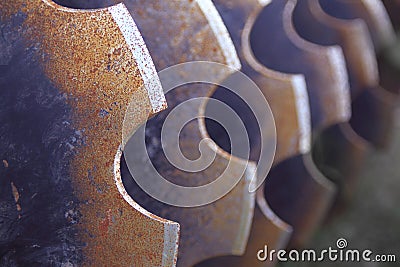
[10,182,22,212]
[99,209,113,237]
[2,160,9,168]
[2,2,167,266]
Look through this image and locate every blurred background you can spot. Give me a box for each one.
[282,88,400,267]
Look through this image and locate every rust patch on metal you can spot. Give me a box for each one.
[117,1,255,266]
[98,209,113,237]
[202,1,345,265]
[10,182,22,212]
[1,1,175,266]
[215,0,312,162]
[2,160,9,168]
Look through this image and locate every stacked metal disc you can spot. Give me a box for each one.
[0,0,398,266]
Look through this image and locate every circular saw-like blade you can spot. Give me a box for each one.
[0,1,179,267]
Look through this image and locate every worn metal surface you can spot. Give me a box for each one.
[292,0,398,217]
[294,0,398,148]
[251,0,349,249]
[314,0,400,112]
[318,0,395,51]
[53,0,256,266]
[293,0,377,98]
[85,1,261,266]
[308,0,399,99]
[0,1,180,266]
[251,0,350,131]
[291,0,371,212]
[224,0,312,163]
[197,0,308,265]
[212,0,314,263]
[197,0,345,265]
[3,1,393,266]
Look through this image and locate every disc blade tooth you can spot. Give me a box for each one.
[296,0,399,147]
[318,0,396,50]
[195,194,293,267]
[116,1,260,266]
[264,153,336,248]
[305,0,379,97]
[241,8,312,162]
[203,0,317,265]
[246,0,347,251]
[0,1,179,266]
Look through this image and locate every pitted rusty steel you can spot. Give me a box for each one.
[197,0,345,265]
[206,0,315,264]
[213,0,312,163]
[197,0,311,264]
[62,1,260,266]
[294,0,398,148]
[0,1,181,267]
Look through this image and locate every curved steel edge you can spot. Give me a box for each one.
[1,1,178,266]
[119,0,255,266]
